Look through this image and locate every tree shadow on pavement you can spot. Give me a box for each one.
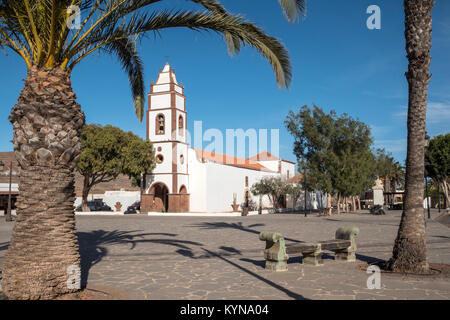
[0,242,9,252]
[201,248,308,300]
[356,253,385,264]
[77,230,203,288]
[190,222,304,243]
[175,246,308,299]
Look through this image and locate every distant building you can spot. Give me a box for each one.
[0,151,138,212]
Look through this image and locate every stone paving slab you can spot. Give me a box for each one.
[0,210,449,300]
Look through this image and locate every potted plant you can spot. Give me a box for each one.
[231,193,239,212]
[115,201,122,212]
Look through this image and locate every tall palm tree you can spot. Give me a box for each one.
[388,0,434,273]
[0,0,307,299]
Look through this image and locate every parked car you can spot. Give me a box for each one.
[75,200,112,212]
[124,207,137,214]
[128,201,140,211]
[124,201,140,214]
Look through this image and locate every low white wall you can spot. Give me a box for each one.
[74,191,140,210]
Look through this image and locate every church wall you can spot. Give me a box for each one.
[174,86,183,94]
[188,148,207,212]
[157,72,170,83]
[177,174,189,193]
[153,84,170,92]
[204,162,279,212]
[176,143,188,175]
[175,110,186,142]
[255,160,279,172]
[150,94,171,110]
[176,95,184,110]
[153,142,173,174]
[281,161,296,180]
[145,174,172,195]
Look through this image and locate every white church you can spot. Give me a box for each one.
[141,63,297,213]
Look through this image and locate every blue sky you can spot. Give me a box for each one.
[0,0,449,172]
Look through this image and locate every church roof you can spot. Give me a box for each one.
[193,149,276,172]
[247,151,295,164]
[286,173,304,184]
[247,151,280,161]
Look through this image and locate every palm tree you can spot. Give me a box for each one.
[390,161,405,192]
[388,0,434,273]
[0,0,307,299]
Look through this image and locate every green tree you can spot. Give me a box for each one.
[77,124,155,211]
[251,176,289,209]
[389,0,434,274]
[425,134,450,209]
[0,0,307,299]
[285,105,376,214]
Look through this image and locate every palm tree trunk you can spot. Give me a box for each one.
[389,0,433,273]
[1,65,85,299]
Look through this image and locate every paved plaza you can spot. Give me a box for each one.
[1,210,449,300]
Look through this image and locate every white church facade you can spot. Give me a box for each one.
[141,63,296,213]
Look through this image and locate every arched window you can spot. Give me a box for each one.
[178,115,184,136]
[156,114,165,135]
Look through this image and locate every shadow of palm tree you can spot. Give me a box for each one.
[77,230,202,288]
[356,253,385,264]
[201,248,308,300]
[0,242,9,252]
[190,222,304,244]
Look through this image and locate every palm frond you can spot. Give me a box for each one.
[188,0,240,55]
[101,35,145,121]
[278,0,307,23]
[0,0,300,120]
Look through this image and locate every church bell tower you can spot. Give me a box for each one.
[142,63,189,212]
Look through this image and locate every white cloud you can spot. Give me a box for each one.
[394,102,450,125]
[427,102,450,124]
[374,139,407,154]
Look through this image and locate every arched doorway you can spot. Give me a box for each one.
[149,183,169,212]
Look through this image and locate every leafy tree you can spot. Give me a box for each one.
[1,0,307,298]
[251,176,290,209]
[285,105,376,214]
[77,124,155,211]
[389,0,434,274]
[425,134,450,209]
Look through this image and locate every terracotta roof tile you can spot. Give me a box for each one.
[286,173,303,184]
[247,151,280,161]
[193,149,275,172]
